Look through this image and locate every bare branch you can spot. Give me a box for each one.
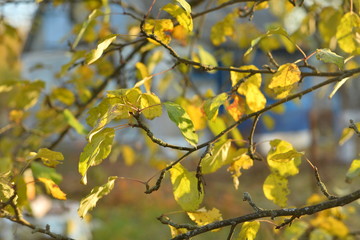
[171,188,360,239]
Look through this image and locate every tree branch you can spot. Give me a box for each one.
[171,188,360,239]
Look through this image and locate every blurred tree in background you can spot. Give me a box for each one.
[1,0,360,239]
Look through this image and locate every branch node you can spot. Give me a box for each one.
[243,192,262,212]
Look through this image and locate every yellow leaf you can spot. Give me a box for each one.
[140,93,162,120]
[267,139,302,177]
[269,63,301,89]
[170,163,204,211]
[143,19,174,44]
[187,207,223,227]
[231,65,262,95]
[38,177,66,200]
[345,159,360,183]
[226,95,245,121]
[86,34,117,65]
[198,45,218,73]
[135,62,152,92]
[210,11,236,46]
[180,98,207,131]
[245,83,266,112]
[236,221,260,240]
[228,149,253,189]
[336,12,360,53]
[339,122,360,145]
[162,3,193,32]
[169,226,188,238]
[263,173,289,207]
[121,145,135,166]
[311,216,349,238]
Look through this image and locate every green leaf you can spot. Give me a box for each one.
[263,173,289,207]
[79,128,115,185]
[140,93,162,120]
[51,88,75,105]
[36,148,64,168]
[63,109,88,135]
[203,93,228,120]
[86,34,117,64]
[328,77,349,99]
[72,9,102,49]
[164,102,198,147]
[170,163,204,211]
[78,176,117,218]
[176,0,191,14]
[236,221,260,240]
[345,159,360,183]
[162,3,193,32]
[316,48,344,70]
[201,140,232,174]
[336,12,360,54]
[31,162,62,184]
[267,139,302,177]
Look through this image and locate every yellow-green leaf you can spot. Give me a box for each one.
[267,139,302,177]
[319,7,342,45]
[176,0,191,14]
[345,159,360,183]
[162,3,193,32]
[339,122,360,145]
[328,77,349,99]
[36,148,64,168]
[187,207,223,227]
[63,109,88,135]
[263,173,289,207]
[78,176,117,218]
[336,12,360,54]
[51,88,75,105]
[198,45,218,72]
[203,93,228,120]
[164,102,198,147]
[72,9,102,49]
[269,63,301,89]
[31,162,62,184]
[79,128,115,185]
[207,117,227,141]
[170,163,204,211]
[86,34,117,64]
[262,114,275,130]
[201,140,232,174]
[236,221,260,240]
[140,93,162,120]
[231,65,262,95]
[38,177,66,200]
[316,48,344,70]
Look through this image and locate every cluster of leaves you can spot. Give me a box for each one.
[1,0,360,239]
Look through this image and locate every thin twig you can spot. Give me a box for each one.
[305,157,337,200]
[247,114,261,161]
[243,192,263,212]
